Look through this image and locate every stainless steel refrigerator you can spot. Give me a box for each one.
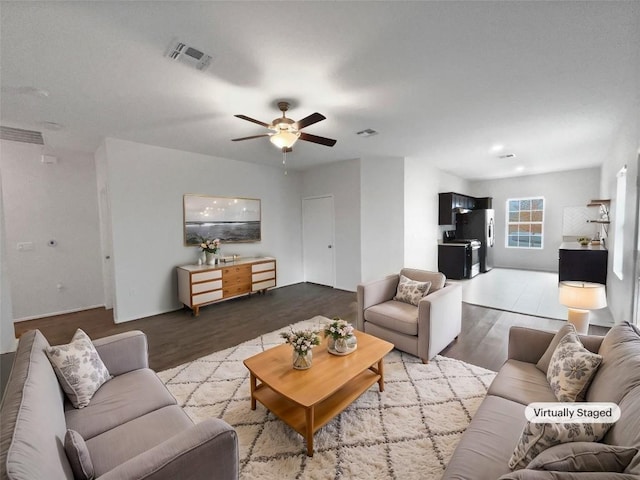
[456,209,495,272]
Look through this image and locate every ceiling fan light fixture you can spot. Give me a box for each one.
[269,130,300,149]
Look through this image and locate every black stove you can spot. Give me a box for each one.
[439,231,481,279]
[443,238,481,248]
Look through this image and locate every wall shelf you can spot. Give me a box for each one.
[586,199,610,235]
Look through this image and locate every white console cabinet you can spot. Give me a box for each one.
[177,257,276,316]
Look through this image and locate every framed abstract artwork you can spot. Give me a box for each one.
[183,194,261,245]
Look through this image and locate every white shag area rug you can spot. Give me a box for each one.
[158,317,496,480]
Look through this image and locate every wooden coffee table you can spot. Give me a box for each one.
[243,330,394,456]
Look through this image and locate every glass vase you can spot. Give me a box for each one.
[292,349,313,370]
[334,337,350,353]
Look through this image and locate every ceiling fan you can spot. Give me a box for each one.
[232,101,337,152]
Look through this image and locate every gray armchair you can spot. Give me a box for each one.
[356,268,462,363]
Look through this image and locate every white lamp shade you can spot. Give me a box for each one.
[269,131,300,149]
[559,281,607,310]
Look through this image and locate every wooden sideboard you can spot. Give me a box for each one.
[177,257,276,316]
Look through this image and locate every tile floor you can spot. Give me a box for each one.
[456,268,615,327]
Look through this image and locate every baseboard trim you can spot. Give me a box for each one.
[13,304,106,323]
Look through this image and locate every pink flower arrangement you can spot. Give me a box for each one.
[280,328,321,355]
[324,318,355,340]
[200,238,221,253]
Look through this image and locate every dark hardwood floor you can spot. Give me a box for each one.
[1,282,610,394]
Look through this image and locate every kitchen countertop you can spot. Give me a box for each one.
[559,242,606,251]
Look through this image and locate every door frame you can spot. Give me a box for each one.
[633,154,640,326]
[302,195,336,288]
[98,186,114,310]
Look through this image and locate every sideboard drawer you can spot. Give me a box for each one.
[222,265,252,277]
[193,290,223,306]
[223,283,251,297]
[192,269,222,283]
[192,280,222,294]
[223,274,249,287]
[252,271,275,282]
[252,279,276,291]
[252,261,275,273]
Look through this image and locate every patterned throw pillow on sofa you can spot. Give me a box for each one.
[508,421,612,470]
[46,329,111,408]
[393,275,432,306]
[547,332,602,402]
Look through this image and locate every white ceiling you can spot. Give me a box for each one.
[1,1,638,180]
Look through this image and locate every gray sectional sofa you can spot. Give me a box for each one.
[442,322,640,479]
[0,329,238,480]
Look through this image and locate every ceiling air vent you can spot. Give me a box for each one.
[165,38,212,71]
[0,126,44,145]
[356,129,378,137]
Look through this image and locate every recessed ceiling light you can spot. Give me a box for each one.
[490,144,504,153]
[515,165,525,172]
[356,129,378,137]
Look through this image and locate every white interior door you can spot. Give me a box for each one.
[303,196,335,287]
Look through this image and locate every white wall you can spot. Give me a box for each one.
[470,168,601,272]
[360,156,405,282]
[102,138,304,323]
[301,159,361,291]
[1,140,104,321]
[404,158,470,270]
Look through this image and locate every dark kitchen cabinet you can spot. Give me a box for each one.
[558,243,608,285]
[475,197,493,209]
[438,192,477,225]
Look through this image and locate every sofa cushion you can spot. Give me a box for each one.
[603,385,640,475]
[536,324,575,373]
[393,275,431,306]
[64,368,177,440]
[364,300,418,336]
[547,332,602,402]
[64,430,94,480]
[441,395,527,479]
[46,329,112,408]
[508,421,612,470]
[586,322,640,404]
[400,268,446,292]
[86,405,193,477]
[488,360,557,405]
[0,330,74,480]
[500,470,640,479]
[527,442,638,473]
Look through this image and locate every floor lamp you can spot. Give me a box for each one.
[558,281,607,334]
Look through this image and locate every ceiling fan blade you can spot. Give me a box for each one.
[234,114,269,128]
[231,134,270,141]
[299,132,337,147]
[296,112,326,130]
